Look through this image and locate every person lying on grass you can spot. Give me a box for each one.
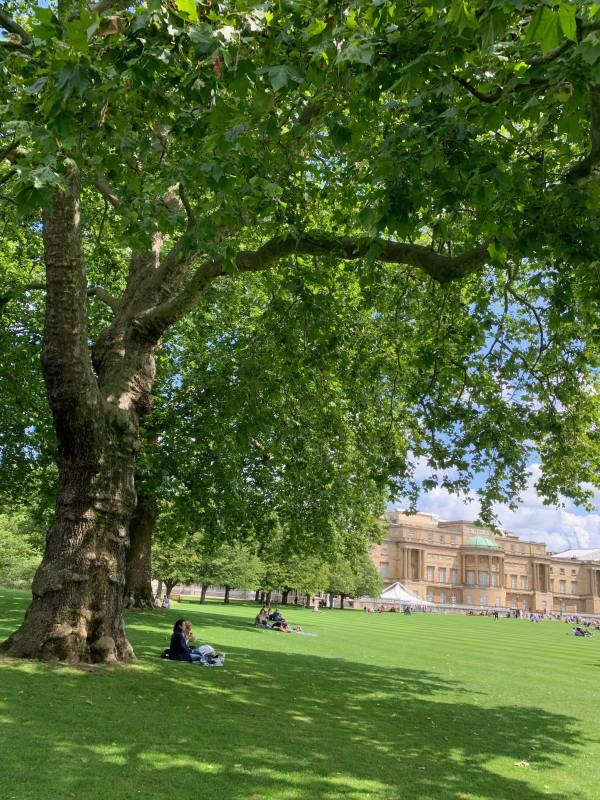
[165,619,225,664]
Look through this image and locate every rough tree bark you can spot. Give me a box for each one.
[1,177,163,663]
[281,589,290,605]
[124,491,158,609]
[200,583,209,603]
[223,585,231,604]
[164,579,177,598]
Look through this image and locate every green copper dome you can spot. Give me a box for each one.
[467,535,499,548]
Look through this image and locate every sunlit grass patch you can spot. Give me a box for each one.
[1,588,599,800]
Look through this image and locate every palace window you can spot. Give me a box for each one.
[426,566,435,581]
[520,544,526,554]
[466,594,473,605]
[571,582,578,595]
[440,534,445,544]
[559,568,565,575]
[479,571,489,586]
[559,580,566,593]
[491,573,499,587]
[451,535,457,545]
[427,533,434,543]
[439,568,446,583]
[450,569,458,584]
[466,571,476,585]
[450,594,457,604]
[571,569,577,576]
[439,591,446,603]
[511,544,515,552]
[495,597,501,607]
[380,563,389,578]
[510,575,517,588]
[427,591,434,602]
[481,596,488,607]
[520,576,528,590]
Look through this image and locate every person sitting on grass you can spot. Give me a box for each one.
[271,617,289,632]
[269,607,284,623]
[255,609,269,627]
[182,620,225,663]
[164,620,225,664]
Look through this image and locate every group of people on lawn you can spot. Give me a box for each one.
[255,606,301,633]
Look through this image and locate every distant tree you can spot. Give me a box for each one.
[351,553,384,602]
[0,511,43,589]
[152,531,205,600]
[210,543,265,604]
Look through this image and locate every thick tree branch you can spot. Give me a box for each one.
[0,8,31,44]
[138,232,490,337]
[94,172,122,209]
[526,38,574,66]
[16,281,119,314]
[178,183,195,229]
[87,285,120,313]
[0,167,16,185]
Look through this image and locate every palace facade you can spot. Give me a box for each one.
[370,511,600,614]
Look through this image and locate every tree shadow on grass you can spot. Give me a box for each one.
[0,650,591,799]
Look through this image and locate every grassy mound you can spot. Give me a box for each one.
[1,588,598,799]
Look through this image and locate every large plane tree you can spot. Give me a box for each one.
[1,1,599,662]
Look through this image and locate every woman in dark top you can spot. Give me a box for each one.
[167,619,224,664]
[169,619,193,661]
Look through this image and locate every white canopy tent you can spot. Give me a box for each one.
[379,582,433,606]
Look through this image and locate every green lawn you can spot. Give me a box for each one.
[0,589,598,800]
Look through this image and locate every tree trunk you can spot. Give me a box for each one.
[254,589,260,602]
[265,590,272,605]
[340,594,346,610]
[1,177,139,664]
[165,579,177,598]
[124,491,158,609]
[281,589,290,605]
[156,580,163,598]
[259,591,266,605]
[200,583,209,603]
[224,585,231,604]
[305,594,312,608]
[329,593,335,608]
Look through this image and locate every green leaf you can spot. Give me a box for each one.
[304,19,327,39]
[24,77,48,96]
[559,3,577,42]
[259,65,303,91]
[448,1,477,35]
[479,12,497,51]
[578,39,600,65]
[336,43,375,65]
[189,24,216,53]
[524,7,563,55]
[175,0,198,23]
[65,19,88,53]
[56,64,88,100]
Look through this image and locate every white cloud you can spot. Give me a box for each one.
[394,463,600,552]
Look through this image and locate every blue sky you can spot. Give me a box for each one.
[392,462,600,553]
